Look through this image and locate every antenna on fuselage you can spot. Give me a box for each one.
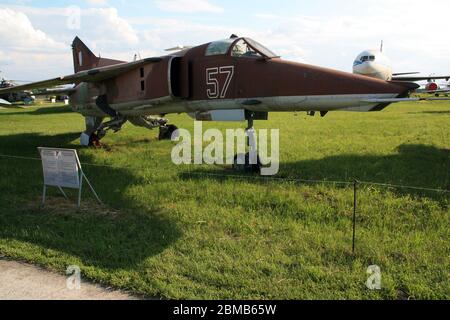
[380,40,384,53]
[133,53,142,61]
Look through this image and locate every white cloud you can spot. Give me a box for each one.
[154,0,224,13]
[0,8,66,53]
[0,50,13,66]
[85,0,108,5]
[0,8,70,80]
[253,2,450,74]
[0,7,141,80]
[1,6,139,52]
[79,8,140,50]
[2,1,450,81]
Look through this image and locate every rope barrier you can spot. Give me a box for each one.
[1,152,447,253]
[0,153,448,194]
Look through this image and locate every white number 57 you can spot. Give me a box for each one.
[206,66,234,99]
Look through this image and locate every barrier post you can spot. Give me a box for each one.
[352,180,359,254]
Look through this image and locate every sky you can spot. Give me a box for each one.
[1,0,450,81]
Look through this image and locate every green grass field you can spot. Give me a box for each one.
[0,101,448,299]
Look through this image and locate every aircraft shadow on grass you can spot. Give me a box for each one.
[0,132,181,270]
[3,105,72,116]
[0,132,447,269]
[180,144,450,199]
[0,132,80,154]
[407,110,450,115]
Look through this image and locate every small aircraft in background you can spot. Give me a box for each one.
[0,77,35,106]
[1,35,447,169]
[352,42,450,96]
[416,78,450,96]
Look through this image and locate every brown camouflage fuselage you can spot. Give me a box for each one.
[70,37,416,119]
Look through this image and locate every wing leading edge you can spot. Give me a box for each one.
[0,57,162,95]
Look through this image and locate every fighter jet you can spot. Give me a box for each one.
[1,36,440,151]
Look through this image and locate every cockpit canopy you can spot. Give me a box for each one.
[205,37,278,59]
[360,55,376,62]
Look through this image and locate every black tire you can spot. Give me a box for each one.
[89,133,101,147]
[232,153,261,173]
[159,125,178,140]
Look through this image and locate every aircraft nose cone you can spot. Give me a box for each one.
[362,62,376,73]
[397,81,420,90]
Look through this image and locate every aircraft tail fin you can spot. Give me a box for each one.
[72,37,125,73]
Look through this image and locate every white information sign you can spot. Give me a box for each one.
[38,147,101,207]
[40,148,80,189]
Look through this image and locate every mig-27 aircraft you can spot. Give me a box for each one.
[1,35,442,167]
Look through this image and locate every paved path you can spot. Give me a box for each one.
[0,259,137,300]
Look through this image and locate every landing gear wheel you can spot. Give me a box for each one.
[159,125,178,140]
[232,153,262,173]
[89,133,102,148]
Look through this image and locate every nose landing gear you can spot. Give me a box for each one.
[232,115,262,174]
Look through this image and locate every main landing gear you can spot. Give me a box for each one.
[158,124,179,140]
[80,115,176,147]
[80,116,127,147]
[80,95,178,146]
[232,116,262,174]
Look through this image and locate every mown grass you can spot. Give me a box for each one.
[0,101,448,300]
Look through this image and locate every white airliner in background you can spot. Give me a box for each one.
[353,44,450,94]
[353,49,394,81]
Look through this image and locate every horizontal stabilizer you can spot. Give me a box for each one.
[392,72,420,76]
